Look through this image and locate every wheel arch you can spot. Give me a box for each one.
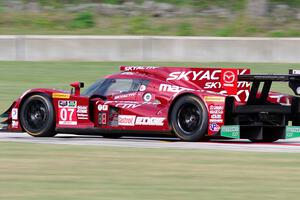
[167,92,207,128]
[18,92,54,131]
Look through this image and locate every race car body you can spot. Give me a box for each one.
[1,66,300,142]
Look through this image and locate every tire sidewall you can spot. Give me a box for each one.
[20,94,55,137]
[171,95,208,142]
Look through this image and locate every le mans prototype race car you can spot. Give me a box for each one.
[1,66,300,142]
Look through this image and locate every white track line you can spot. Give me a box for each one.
[1,132,300,153]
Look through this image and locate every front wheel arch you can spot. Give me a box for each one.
[18,92,53,131]
[19,93,56,137]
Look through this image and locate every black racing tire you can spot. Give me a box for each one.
[20,94,56,137]
[170,95,208,142]
[249,138,278,143]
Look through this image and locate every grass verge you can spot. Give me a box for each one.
[0,142,300,200]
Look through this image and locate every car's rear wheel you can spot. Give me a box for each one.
[171,95,208,142]
[20,94,56,137]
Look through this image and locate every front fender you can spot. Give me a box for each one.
[0,88,68,132]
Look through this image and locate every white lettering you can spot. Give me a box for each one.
[167,72,181,81]
[135,117,165,126]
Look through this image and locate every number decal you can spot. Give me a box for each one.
[60,108,67,121]
[101,113,107,125]
[58,108,77,125]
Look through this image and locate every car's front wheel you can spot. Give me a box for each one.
[20,94,56,137]
[170,95,208,142]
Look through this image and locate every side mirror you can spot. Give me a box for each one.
[70,81,84,95]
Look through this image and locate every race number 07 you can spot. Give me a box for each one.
[60,108,75,121]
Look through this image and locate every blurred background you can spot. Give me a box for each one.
[0,0,299,37]
[1,2,300,200]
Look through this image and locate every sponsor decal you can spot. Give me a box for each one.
[209,105,224,122]
[209,119,223,123]
[167,69,248,81]
[143,93,152,102]
[223,71,235,84]
[52,93,70,99]
[121,66,158,71]
[139,85,147,92]
[12,120,19,128]
[117,116,165,126]
[211,114,222,119]
[204,81,250,89]
[167,70,221,81]
[286,126,300,139]
[98,104,108,111]
[210,105,223,110]
[209,123,220,132]
[11,108,18,120]
[114,93,135,100]
[58,100,77,108]
[166,69,250,103]
[58,108,77,125]
[159,84,192,93]
[58,100,77,125]
[210,110,223,114]
[77,106,88,114]
[204,96,225,102]
[221,125,240,139]
[220,69,238,95]
[78,116,88,120]
[115,103,141,109]
[135,117,165,126]
[77,106,88,120]
[118,115,136,126]
[59,100,68,107]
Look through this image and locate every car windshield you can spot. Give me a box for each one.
[81,79,105,97]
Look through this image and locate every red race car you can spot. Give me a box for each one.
[1,66,300,142]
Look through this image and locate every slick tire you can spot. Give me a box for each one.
[171,95,208,142]
[20,94,56,137]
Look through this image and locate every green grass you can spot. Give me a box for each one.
[0,11,299,37]
[0,61,298,113]
[0,142,300,200]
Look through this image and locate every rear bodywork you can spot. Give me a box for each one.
[1,66,300,141]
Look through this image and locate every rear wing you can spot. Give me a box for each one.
[238,69,300,105]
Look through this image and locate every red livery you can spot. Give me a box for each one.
[1,66,300,142]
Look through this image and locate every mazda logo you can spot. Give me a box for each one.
[223,71,235,84]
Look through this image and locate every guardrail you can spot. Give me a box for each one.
[0,36,299,62]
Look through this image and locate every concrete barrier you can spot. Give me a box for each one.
[0,35,299,62]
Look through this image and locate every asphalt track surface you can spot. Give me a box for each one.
[2,132,300,153]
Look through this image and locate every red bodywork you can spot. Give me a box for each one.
[1,66,293,137]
